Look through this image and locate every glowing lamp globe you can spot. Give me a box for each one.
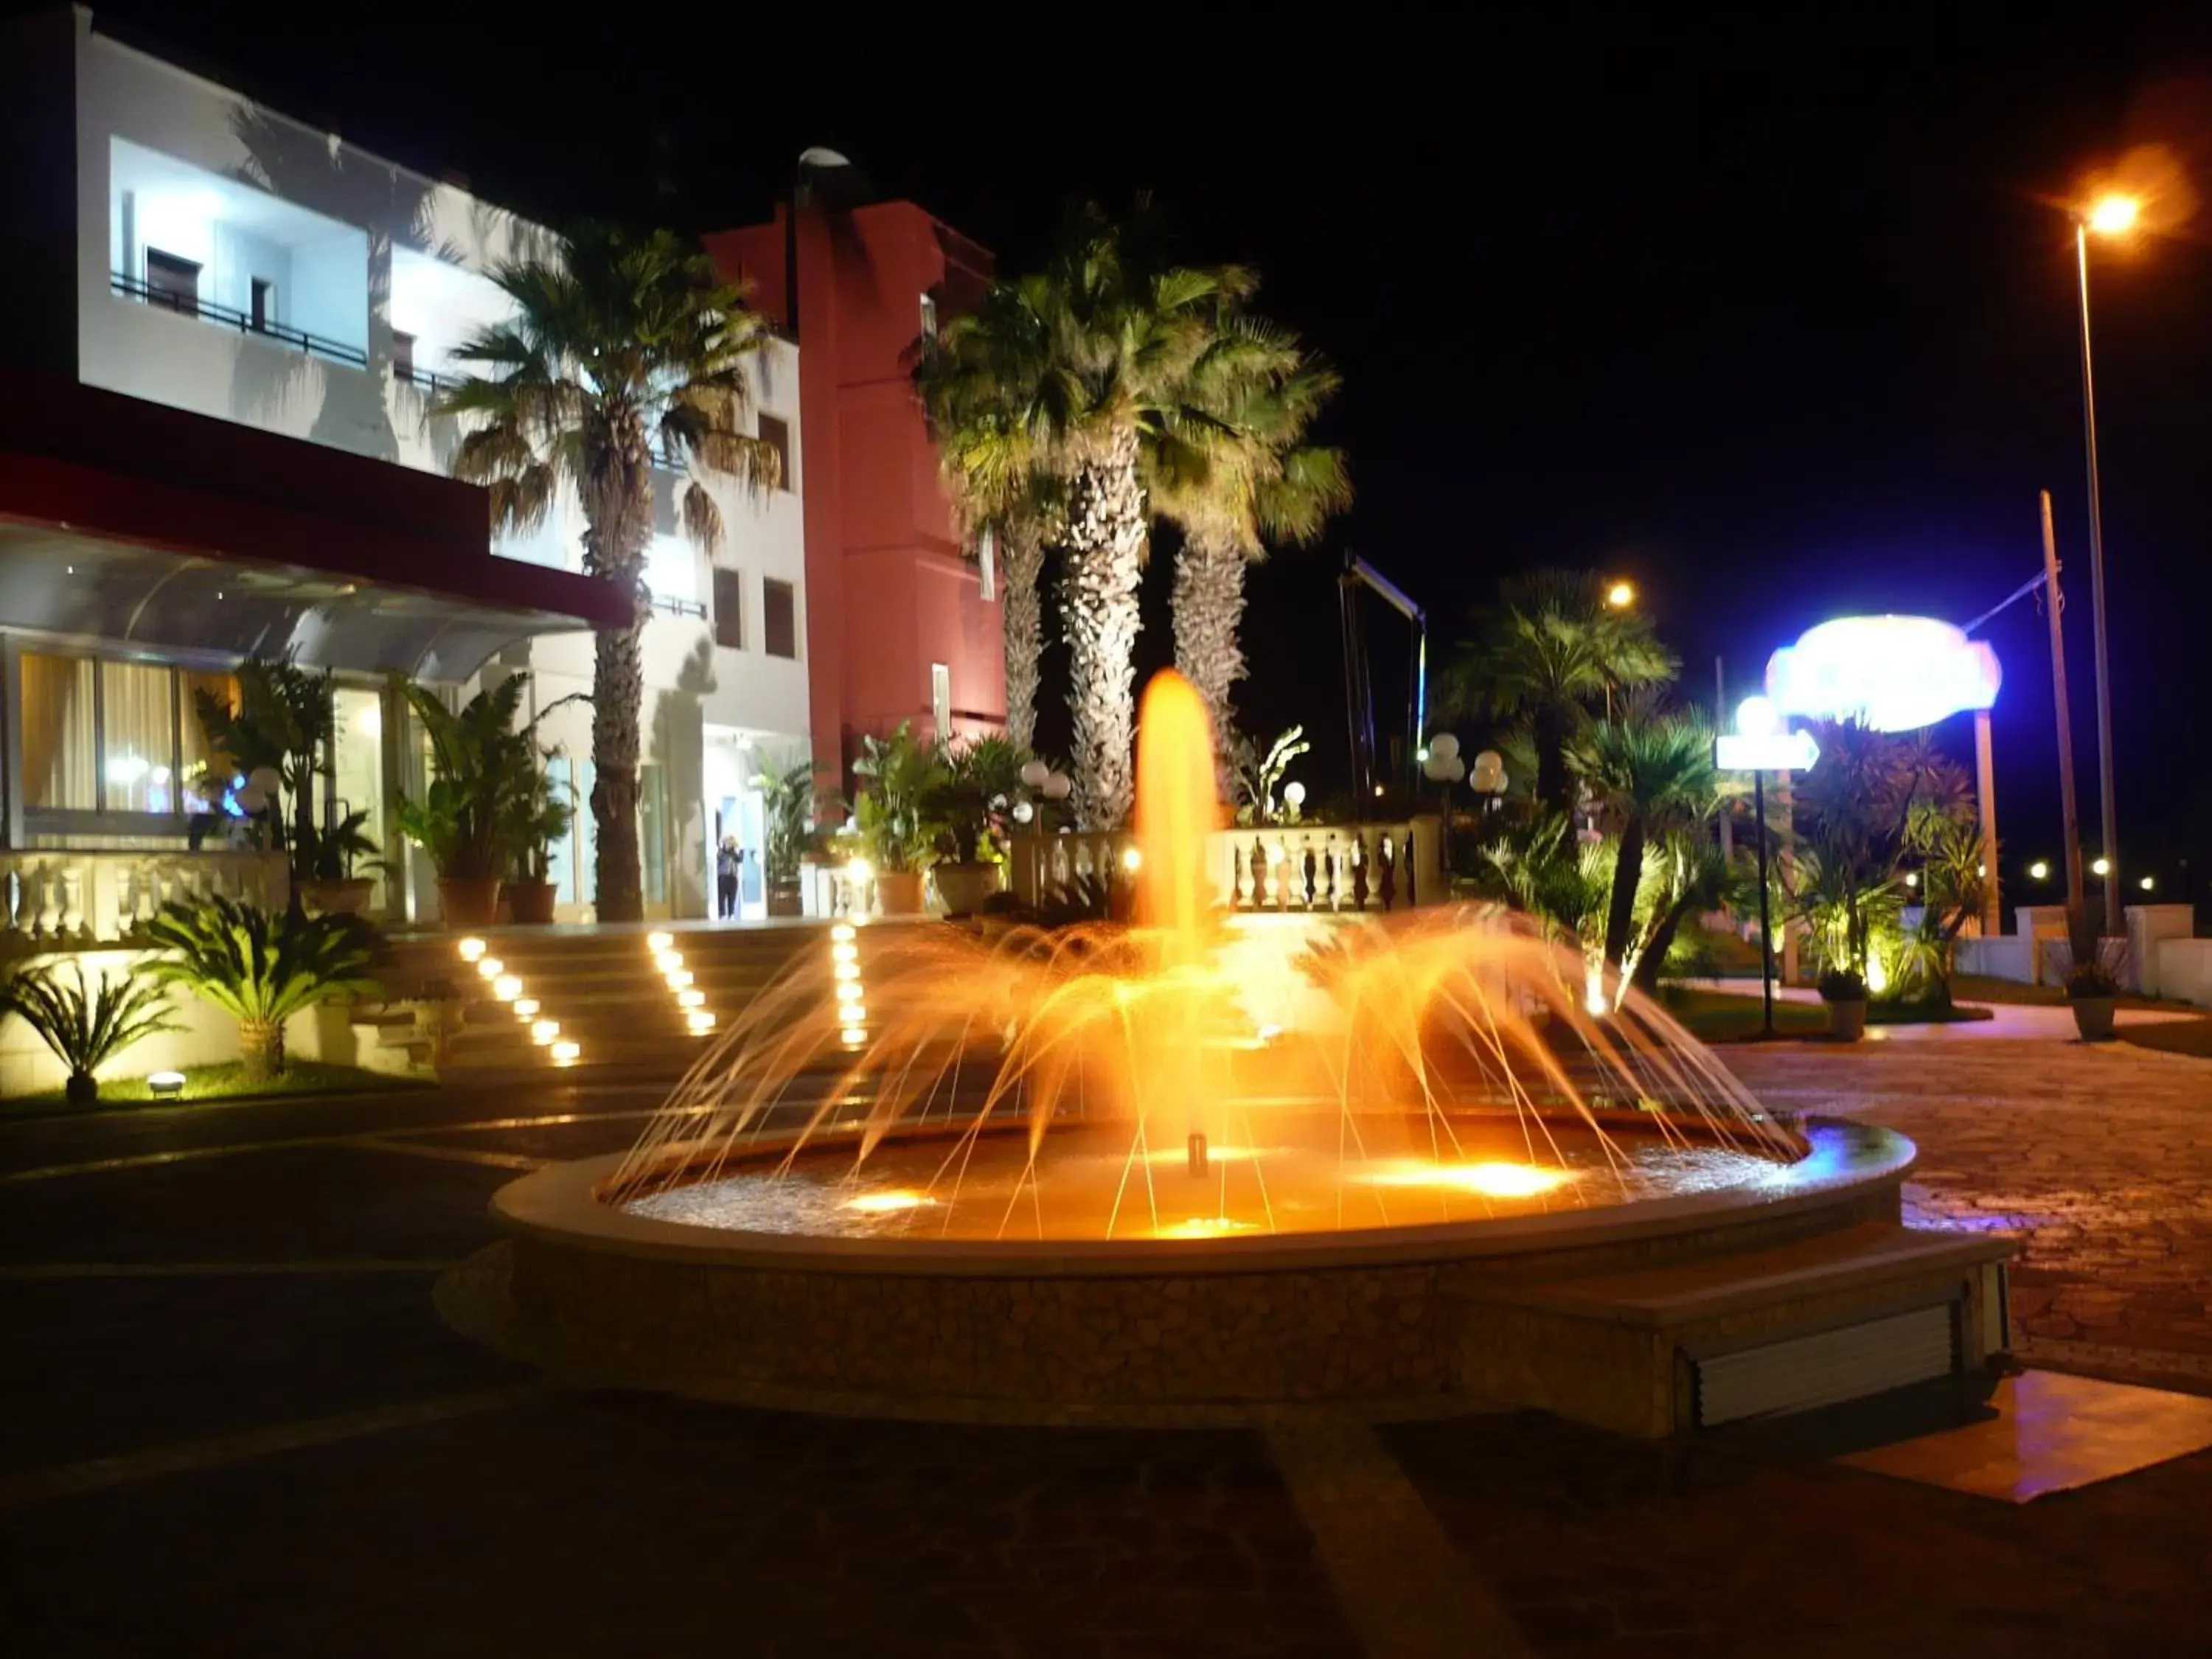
[1472,750,1506,793]
[1282,781,1307,809]
[1018,759,1050,790]
[1766,616,2000,733]
[1427,733,1460,763]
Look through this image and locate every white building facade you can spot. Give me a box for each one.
[0,7,811,922]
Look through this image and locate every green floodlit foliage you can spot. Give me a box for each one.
[145,896,380,1082]
[1,959,180,1105]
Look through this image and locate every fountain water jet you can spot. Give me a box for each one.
[479,670,2013,1432]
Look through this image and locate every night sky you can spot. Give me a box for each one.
[49,1,2212,902]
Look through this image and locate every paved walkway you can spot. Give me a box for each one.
[3,1031,2211,1655]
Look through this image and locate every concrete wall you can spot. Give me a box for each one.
[2155,939,2212,1009]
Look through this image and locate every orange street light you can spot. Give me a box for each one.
[1604,580,1635,609]
[2086,194,2140,237]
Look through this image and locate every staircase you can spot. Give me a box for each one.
[380,925,832,1076]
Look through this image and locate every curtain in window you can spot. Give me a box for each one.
[21,654,95,810]
[102,661,174,813]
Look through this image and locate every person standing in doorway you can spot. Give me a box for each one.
[716,837,740,921]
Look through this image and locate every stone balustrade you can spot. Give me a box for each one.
[1008,818,1443,916]
[0,849,288,950]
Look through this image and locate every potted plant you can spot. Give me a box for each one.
[193,655,339,912]
[757,759,821,919]
[2065,953,2121,1042]
[147,894,380,1082]
[299,809,384,917]
[925,737,1025,918]
[1,959,180,1105]
[501,752,573,926]
[1818,964,1868,1041]
[852,723,942,917]
[393,673,536,929]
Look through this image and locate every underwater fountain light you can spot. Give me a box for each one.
[457,938,487,963]
[844,1189,933,1214]
[147,1070,187,1098]
[1366,1161,1573,1200]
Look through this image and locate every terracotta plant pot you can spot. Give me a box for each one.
[437,876,504,930]
[300,877,375,917]
[2070,995,2118,1042]
[933,860,1003,918]
[766,878,804,919]
[875,870,927,917]
[505,879,558,926]
[1826,997,1868,1042]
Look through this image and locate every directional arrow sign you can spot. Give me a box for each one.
[1716,730,1820,772]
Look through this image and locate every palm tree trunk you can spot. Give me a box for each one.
[1001,521,1045,754]
[1061,434,1147,830]
[1172,532,1248,796]
[1534,706,1573,818]
[1604,815,1646,973]
[581,421,655,923]
[239,1016,284,1083]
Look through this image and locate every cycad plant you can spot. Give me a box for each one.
[2,960,179,1105]
[146,896,380,1082]
[439,224,782,920]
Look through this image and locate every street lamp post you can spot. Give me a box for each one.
[2075,194,2136,933]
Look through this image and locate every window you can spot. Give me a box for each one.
[764,578,798,659]
[713,567,745,650]
[392,330,416,381]
[250,277,276,332]
[759,414,792,493]
[919,291,939,340]
[977,524,997,602]
[931,663,951,738]
[17,654,238,819]
[145,248,200,314]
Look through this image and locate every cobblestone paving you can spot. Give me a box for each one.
[3,1037,2211,1655]
[1728,1040,2212,1367]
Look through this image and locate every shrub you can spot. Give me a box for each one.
[145,896,380,1082]
[2,959,179,1105]
[1816,965,1868,1003]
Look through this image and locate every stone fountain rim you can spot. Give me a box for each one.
[492,1116,1912,1281]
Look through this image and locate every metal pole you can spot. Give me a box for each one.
[1973,709,2000,938]
[1754,768,1775,1039]
[2076,224,2122,932]
[2041,490,2089,949]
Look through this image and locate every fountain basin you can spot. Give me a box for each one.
[480,1116,2011,1432]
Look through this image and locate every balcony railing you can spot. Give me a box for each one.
[394,361,465,399]
[1006,820,1443,916]
[650,595,708,621]
[0,849,288,950]
[111,271,369,370]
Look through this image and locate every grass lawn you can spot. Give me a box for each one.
[1950,974,2171,1011]
[1658,989,1829,1043]
[1,1060,428,1118]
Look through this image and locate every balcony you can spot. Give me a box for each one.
[111,271,368,371]
[0,849,288,952]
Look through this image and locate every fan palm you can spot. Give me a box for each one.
[2,960,180,1105]
[146,896,380,1082]
[921,205,1251,828]
[1574,711,1719,977]
[1439,571,1678,817]
[914,340,1060,754]
[438,223,782,920]
[1152,319,1350,771]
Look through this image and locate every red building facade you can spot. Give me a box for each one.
[706,197,1004,777]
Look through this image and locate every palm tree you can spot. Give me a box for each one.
[1152,319,1350,771]
[920,206,1249,828]
[1439,571,1678,817]
[438,224,782,921]
[1573,711,1719,981]
[911,340,1060,751]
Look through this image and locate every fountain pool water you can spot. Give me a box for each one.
[480,670,2011,1432]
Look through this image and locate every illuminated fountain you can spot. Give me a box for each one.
[482,671,2013,1434]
